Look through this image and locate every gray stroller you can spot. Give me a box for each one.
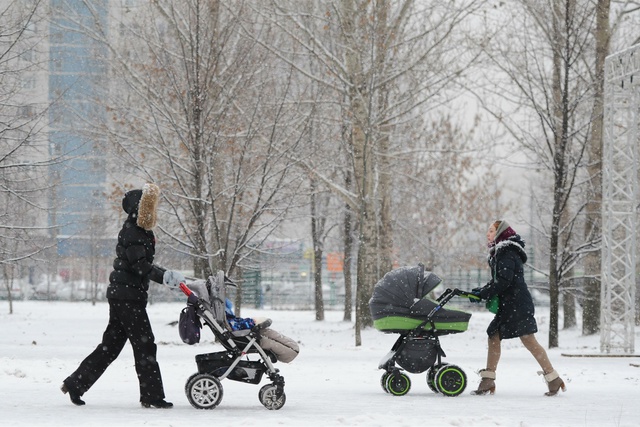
[178,271,298,410]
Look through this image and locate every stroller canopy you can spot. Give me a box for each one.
[369,264,471,334]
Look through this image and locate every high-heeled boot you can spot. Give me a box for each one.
[539,369,566,396]
[471,369,496,395]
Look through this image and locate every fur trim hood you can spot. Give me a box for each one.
[121,183,160,230]
[489,235,527,263]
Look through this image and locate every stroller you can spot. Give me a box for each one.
[369,264,474,397]
[177,271,296,410]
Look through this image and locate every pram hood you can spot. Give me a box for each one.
[369,264,471,333]
[369,264,442,318]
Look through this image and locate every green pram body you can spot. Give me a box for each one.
[369,265,471,335]
[368,264,473,397]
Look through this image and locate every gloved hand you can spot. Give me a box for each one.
[469,288,482,303]
[163,270,186,288]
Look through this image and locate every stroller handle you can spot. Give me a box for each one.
[437,288,478,302]
[179,283,192,296]
[179,283,201,305]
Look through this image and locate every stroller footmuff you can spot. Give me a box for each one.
[177,271,297,410]
[369,264,473,397]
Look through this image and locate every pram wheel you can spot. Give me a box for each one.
[385,372,411,396]
[433,364,467,397]
[380,372,391,393]
[185,373,224,409]
[426,366,440,394]
[259,384,286,410]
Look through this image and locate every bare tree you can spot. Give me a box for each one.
[0,0,53,313]
[582,0,611,336]
[254,0,485,345]
[391,114,501,272]
[476,1,604,347]
[61,1,309,298]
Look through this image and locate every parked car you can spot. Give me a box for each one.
[0,284,25,301]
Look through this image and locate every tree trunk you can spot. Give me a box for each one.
[341,0,377,345]
[313,247,325,321]
[343,169,354,322]
[234,265,242,317]
[375,0,394,277]
[562,283,577,328]
[582,0,610,336]
[561,207,576,329]
[548,0,569,348]
[310,178,325,321]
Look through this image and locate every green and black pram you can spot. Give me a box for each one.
[369,264,475,397]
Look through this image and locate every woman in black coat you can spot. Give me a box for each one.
[470,220,565,396]
[61,184,185,408]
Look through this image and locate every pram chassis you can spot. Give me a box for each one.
[377,288,472,397]
[179,283,286,410]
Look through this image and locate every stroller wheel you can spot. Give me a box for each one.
[259,384,286,410]
[434,364,467,397]
[380,372,391,393]
[385,372,411,396]
[185,373,224,409]
[426,366,441,394]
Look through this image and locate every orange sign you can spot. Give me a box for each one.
[326,252,343,272]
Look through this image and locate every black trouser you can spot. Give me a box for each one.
[63,299,165,402]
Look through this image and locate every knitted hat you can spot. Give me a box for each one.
[494,219,516,243]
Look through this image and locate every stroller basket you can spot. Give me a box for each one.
[196,352,266,385]
[395,336,439,374]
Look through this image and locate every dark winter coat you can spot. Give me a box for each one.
[106,188,165,302]
[476,234,538,340]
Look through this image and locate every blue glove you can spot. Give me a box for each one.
[163,270,186,288]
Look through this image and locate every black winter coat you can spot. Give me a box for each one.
[106,216,165,302]
[476,234,537,339]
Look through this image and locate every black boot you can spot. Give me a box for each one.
[141,399,173,409]
[61,383,85,406]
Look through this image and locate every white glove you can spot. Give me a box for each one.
[163,270,185,288]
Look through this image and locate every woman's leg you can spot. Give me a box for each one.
[472,333,500,395]
[62,301,128,400]
[519,334,552,373]
[116,300,167,404]
[486,333,501,372]
[520,334,566,395]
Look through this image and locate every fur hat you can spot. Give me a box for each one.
[121,183,160,230]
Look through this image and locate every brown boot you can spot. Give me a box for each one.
[471,369,496,395]
[539,370,566,396]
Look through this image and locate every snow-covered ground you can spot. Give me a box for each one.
[2,298,639,427]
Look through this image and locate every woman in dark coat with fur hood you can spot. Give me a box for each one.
[61,184,185,408]
[470,220,565,397]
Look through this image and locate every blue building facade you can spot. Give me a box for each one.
[48,0,110,257]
